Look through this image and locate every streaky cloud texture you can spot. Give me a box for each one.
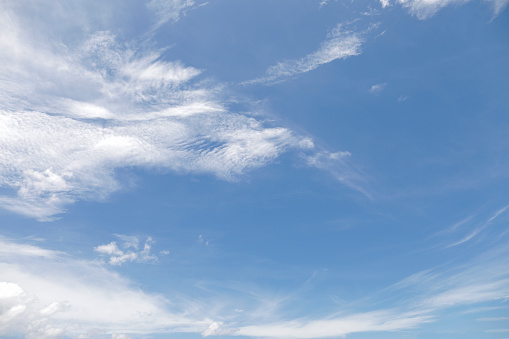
[1,236,508,338]
[243,21,369,85]
[0,237,215,339]
[395,0,508,19]
[0,7,313,220]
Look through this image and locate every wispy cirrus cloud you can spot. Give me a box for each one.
[147,0,201,30]
[243,22,368,85]
[0,1,370,221]
[0,236,60,258]
[226,238,509,339]
[395,0,508,19]
[1,236,509,338]
[303,150,371,198]
[396,0,469,19]
[0,4,314,221]
[446,204,509,248]
[196,249,509,338]
[229,311,432,338]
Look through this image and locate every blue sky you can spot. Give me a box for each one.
[0,0,509,338]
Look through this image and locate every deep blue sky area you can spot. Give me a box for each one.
[0,0,508,338]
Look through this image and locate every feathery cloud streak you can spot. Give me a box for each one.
[244,22,366,85]
[395,0,508,19]
[0,6,313,220]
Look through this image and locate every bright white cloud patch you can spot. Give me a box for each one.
[0,236,509,337]
[370,82,387,94]
[0,237,215,338]
[0,7,310,220]
[0,282,23,298]
[95,235,158,265]
[232,311,432,338]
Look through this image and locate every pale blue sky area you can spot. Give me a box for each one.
[0,0,508,338]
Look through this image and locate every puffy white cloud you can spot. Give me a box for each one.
[0,282,23,299]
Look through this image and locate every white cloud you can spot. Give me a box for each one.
[147,0,197,29]
[94,235,158,266]
[370,82,387,94]
[396,0,468,19]
[319,0,330,8]
[0,282,23,298]
[1,236,509,338]
[446,204,509,247]
[0,237,216,338]
[487,0,509,15]
[396,0,508,19]
[229,242,509,338]
[202,321,230,336]
[392,245,509,313]
[0,237,60,258]
[244,22,365,85]
[304,151,371,197]
[462,306,505,314]
[0,6,309,220]
[477,317,509,321]
[380,0,391,7]
[233,311,432,338]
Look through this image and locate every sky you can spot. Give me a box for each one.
[0,0,509,338]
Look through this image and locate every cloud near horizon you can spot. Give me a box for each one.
[1,236,508,338]
[0,236,214,339]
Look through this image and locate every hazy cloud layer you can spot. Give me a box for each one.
[2,236,507,338]
[0,237,213,339]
